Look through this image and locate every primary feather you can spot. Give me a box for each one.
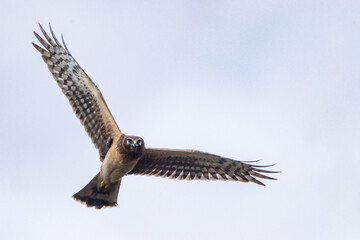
[130,148,278,185]
[33,24,121,161]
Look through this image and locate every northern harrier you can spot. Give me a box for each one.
[33,24,278,209]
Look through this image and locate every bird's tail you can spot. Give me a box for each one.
[72,173,121,209]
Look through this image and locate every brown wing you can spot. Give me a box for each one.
[129,148,279,185]
[33,24,122,161]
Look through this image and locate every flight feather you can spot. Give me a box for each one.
[33,24,121,161]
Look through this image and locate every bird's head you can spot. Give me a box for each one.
[118,135,145,156]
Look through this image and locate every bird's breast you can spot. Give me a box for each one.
[101,149,141,183]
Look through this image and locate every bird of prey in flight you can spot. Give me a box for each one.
[32,24,278,209]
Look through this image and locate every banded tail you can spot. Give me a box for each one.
[72,173,121,209]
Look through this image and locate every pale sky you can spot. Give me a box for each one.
[1,1,359,239]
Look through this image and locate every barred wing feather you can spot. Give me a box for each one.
[130,148,278,185]
[33,24,121,161]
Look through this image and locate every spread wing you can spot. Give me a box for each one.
[33,24,122,161]
[129,148,278,185]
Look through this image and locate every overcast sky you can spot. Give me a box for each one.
[1,1,359,239]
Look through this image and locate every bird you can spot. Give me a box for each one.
[32,24,278,209]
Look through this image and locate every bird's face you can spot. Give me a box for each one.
[123,135,145,154]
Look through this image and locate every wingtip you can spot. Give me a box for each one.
[251,163,277,168]
[33,30,40,37]
[61,33,71,54]
[48,23,54,33]
[37,22,52,31]
[49,23,53,31]
[48,23,63,47]
[253,179,266,186]
[38,23,45,32]
[242,159,261,163]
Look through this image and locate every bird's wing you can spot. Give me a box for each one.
[129,148,278,185]
[33,24,122,161]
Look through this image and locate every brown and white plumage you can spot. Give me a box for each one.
[32,24,121,161]
[33,24,278,209]
[130,149,276,185]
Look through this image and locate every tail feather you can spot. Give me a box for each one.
[72,173,121,209]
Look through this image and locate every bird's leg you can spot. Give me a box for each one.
[97,179,110,192]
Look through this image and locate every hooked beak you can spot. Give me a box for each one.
[130,141,140,151]
[131,143,139,148]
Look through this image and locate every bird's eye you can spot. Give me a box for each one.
[137,140,142,145]
[127,139,133,144]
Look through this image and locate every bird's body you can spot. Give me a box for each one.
[33,24,278,209]
[101,147,135,184]
[101,135,145,184]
